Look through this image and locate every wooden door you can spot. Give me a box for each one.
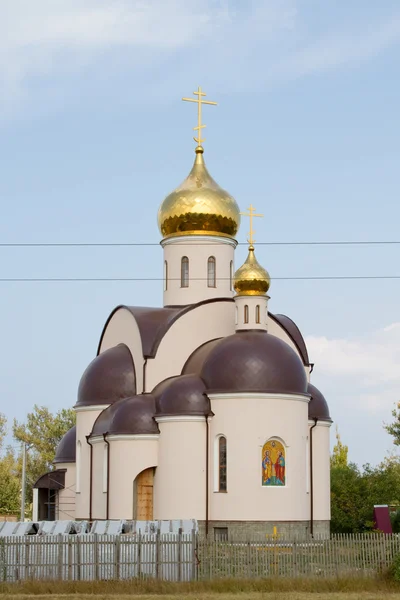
[135,468,154,520]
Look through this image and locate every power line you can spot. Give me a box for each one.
[0,240,400,248]
[1,276,400,282]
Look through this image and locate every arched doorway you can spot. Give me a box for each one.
[134,468,154,520]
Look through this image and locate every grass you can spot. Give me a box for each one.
[0,576,400,598]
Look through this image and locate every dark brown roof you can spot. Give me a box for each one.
[201,331,308,395]
[154,374,210,416]
[270,313,309,366]
[91,395,159,437]
[34,470,65,490]
[54,426,76,464]
[97,299,234,359]
[182,338,223,375]
[308,383,331,421]
[76,343,136,408]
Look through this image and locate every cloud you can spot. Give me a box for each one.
[306,323,400,410]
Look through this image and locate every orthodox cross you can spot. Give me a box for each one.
[240,204,264,246]
[182,86,217,146]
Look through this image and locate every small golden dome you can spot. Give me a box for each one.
[233,245,271,296]
[158,146,241,238]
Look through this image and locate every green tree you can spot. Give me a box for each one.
[13,405,76,508]
[330,425,348,468]
[0,413,20,515]
[384,402,400,446]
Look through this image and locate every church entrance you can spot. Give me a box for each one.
[134,468,154,520]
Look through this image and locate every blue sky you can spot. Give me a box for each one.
[0,0,399,466]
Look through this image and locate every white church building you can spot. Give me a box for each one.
[33,90,332,538]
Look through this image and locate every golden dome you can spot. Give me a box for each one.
[233,245,271,296]
[158,146,241,238]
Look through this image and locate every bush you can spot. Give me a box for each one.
[389,553,400,581]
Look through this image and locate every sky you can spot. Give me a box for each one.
[0,0,400,467]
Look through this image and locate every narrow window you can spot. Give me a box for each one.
[230,261,233,291]
[255,305,260,324]
[235,305,238,325]
[164,261,168,291]
[76,441,81,493]
[102,444,108,493]
[181,256,189,288]
[207,256,216,287]
[244,304,249,324]
[219,436,227,492]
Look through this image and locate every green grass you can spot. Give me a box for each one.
[0,576,399,597]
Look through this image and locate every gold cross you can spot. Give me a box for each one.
[240,204,264,245]
[182,86,217,146]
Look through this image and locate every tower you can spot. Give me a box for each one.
[157,87,241,306]
[233,205,271,330]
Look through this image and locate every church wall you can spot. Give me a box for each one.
[162,235,236,306]
[99,308,145,392]
[310,422,331,522]
[108,437,158,520]
[208,394,309,522]
[91,441,107,520]
[146,301,235,391]
[56,463,76,520]
[153,418,206,520]
[75,407,105,520]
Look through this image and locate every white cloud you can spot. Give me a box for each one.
[306,323,400,409]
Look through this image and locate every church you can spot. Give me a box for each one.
[33,88,332,539]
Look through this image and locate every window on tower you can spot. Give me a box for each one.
[181,256,189,287]
[164,261,168,291]
[255,305,260,324]
[207,256,216,287]
[244,304,249,324]
[219,436,227,492]
[230,261,233,291]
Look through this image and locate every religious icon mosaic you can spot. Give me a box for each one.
[262,439,286,486]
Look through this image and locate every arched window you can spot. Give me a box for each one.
[262,439,286,487]
[219,436,227,492]
[76,441,81,493]
[230,261,233,291]
[164,261,168,291]
[181,256,189,288]
[207,256,216,287]
[255,305,260,324]
[102,444,108,493]
[244,304,249,324]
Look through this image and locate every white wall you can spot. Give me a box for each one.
[209,393,310,522]
[107,436,159,519]
[99,308,145,393]
[310,421,331,521]
[235,295,268,331]
[162,235,236,306]
[56,463,76,520]
[75,407,106,520]
[146,301,235,391]
[154,417,206,520]
[91,440,107,520]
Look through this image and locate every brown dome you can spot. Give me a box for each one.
[91,395,159,437]
[182,338,223,375]
[201,331,308,395]
[76,344,136,408]
[308,383,331,421]
[54,426,76,464]
[154,375,210,416]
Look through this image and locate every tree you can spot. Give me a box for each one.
[0,413,20,515]
[13,405,76,507]
[330,425,348,468]
[384,402,400,446]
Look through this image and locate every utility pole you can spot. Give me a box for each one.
[20,442,27,522]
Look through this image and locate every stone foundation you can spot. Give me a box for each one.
[198,520,330,540]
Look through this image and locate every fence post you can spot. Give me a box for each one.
[57,534,63,580]
[155,529,161,580]
[178,528,182,582]
[114,535,120,580]
[137,533,142,579]
[191,528,197,581]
